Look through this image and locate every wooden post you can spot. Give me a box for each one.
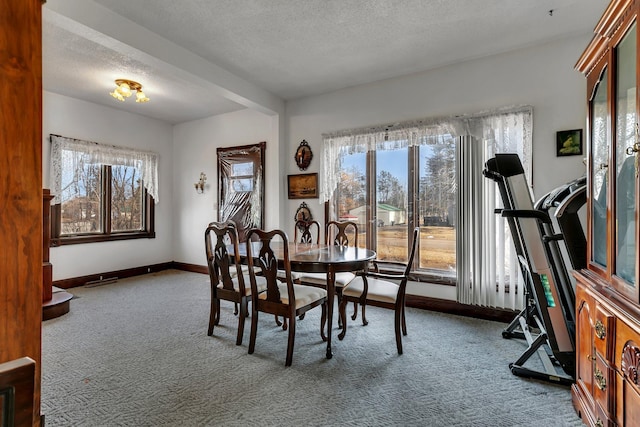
[0,0,44,425]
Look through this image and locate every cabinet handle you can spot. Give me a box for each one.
[626,142,640,178]
[595,418,604,427]
[595,367,607,391]
[627,123,640,177]
[598,163,609,170]
[594,320,606,340]
[625,143,639,156]
[587,354,596,361]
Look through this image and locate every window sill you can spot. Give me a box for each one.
[373,265,456,286]
[51,231,155,246]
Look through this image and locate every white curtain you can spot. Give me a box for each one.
[456,109,532,309]
[321,106,532,310]
[50,134,159,204]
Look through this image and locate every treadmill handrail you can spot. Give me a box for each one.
[500,209,552,224]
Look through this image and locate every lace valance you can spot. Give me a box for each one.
[320,105,532,202]
[50,134,159,204]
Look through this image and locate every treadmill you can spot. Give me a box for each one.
[535,175,587,324]
[483,153,584,386]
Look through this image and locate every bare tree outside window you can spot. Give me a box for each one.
[111,165,144,232]
[59,152,102,234]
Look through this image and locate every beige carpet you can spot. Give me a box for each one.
[41,270,582,426]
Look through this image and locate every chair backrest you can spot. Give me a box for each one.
[404,227,420,276]
[246,228,293,305]
[204,221,246,293]
[397,227,421,297]
[326,220,358,247]
[294,220,320,244]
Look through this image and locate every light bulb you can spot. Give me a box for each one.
[135,90,149,103]
[117,82,132,97]
[110,90,125,101]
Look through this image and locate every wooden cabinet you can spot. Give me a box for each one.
[574,1,640,425]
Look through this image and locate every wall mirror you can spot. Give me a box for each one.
[217,142,265,241]
[295,139,313,170]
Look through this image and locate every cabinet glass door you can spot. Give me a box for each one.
[591,67,609,268]
[615,22,637,286]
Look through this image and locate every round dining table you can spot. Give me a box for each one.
[242,242,376,359]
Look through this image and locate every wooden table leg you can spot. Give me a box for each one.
[326,267,335,359]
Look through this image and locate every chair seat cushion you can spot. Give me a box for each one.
[276,269,303,281]
[298,272,356,288]
[229,265,259,278]
[218,275,267,296]
[259,283,327,309]
[341,276,399,304]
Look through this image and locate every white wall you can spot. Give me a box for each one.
[285,34,592,298]
[43,91,174,280]
[43,33,593,286]
[285,34,590,223]
[171,109,279,266]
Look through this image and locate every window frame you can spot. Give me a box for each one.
[331,143,457,285]
[50,163,155,246]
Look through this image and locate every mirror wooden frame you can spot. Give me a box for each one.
[217,142,266,241]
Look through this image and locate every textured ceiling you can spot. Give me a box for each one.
[43,0,608,124]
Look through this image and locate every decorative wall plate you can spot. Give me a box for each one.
[294,202,312,223]
[295,139,313,170]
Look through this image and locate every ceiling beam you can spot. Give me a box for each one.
[43,0,284,116]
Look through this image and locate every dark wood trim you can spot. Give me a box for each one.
[52,261,514,323]
[171,262,208,275]
[0,357,36,427]
[406,295,515,323]
[42,291,73,321]
[51,229,156,246]
[50,180,155,247]
[53,262,173,289]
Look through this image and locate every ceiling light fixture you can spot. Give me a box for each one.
[109,79,150,103]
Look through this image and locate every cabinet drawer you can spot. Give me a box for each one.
[595,401,616,427]
[594,355,615,414]
[594,304,615,362]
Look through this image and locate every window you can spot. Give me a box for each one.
[323,107,532,309]
[49,135,158,245]
[334,135,457,281]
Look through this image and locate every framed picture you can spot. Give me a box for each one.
[288,173,318,199]
[556,129,583,156]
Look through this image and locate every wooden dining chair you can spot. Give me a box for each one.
[276,219,322,328]
[277,220,321,284]
[298,220,359,295]
[246,228,328,366]
[294,219,321,244]
[338,227,420,354]
[204,221,267,345]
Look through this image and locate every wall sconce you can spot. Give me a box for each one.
[194,172,207,194]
